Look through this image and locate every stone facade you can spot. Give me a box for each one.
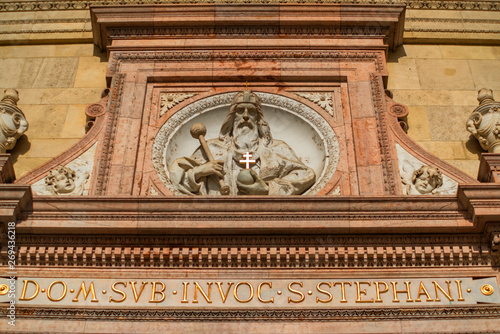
[0,2,500,334]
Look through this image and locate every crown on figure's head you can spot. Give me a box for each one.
[232,90,261,106]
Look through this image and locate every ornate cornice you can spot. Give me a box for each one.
[1,0,499,12]
[5,233,491,268]
[108,50,385,76]
[7,305,500,321]
[106,25,389,39]
[92,5,405,50]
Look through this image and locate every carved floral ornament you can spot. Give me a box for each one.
[467,88,500,153]
[153,92,340,196]
[296,92,334,116]
[159,93,197,116]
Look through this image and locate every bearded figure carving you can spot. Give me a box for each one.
[169,90,316,195]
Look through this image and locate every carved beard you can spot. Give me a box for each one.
[233,121,259,152]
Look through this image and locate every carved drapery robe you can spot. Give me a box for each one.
[169,138,315,195]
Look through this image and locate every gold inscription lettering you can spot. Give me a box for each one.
[391,281,413,302]
[316,282,333,303]
[130,281,148,302]
[288,282,305,303]
[455,280,465,301]
[333,282,352,303]
[374,281,389,302]
[193,282,212,304]
[432,281,454,302]
[149,282,166,303]
[233,282,254,303]
[47,281,67,302]
[109,281,127,303]
[181,282,189,303]
[72,282,99,302]
[19,280,39,301]
[355,282,374,303]
[415,281,433,302]
[215,282,234,303]
[257,282,274,303]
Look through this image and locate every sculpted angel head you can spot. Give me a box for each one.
[411,166,443,194]
[45,166,76,194]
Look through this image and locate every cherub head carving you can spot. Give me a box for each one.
[45,166,76,194]
[411,166,443,194]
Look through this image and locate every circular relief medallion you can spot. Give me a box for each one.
[152,92,340,195]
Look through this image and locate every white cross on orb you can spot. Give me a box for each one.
[239,152,256,169]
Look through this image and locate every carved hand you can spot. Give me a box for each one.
[236,169,269,195]
[193,160,224,181]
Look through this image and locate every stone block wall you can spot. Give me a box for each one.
[2,43,499,180]
[0,1,499,180]
[0,44,107,177]
[387,44,500,178]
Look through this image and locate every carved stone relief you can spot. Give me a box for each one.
[159,93,197,117]
[31,143,97,195]
[153,92,340,195]
[466,89,500,153]
[295,92,334,116]
[0,89,28,153]
[396,144,458,195]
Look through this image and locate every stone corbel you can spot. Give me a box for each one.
[484,223,500,264]
[478,154,500,183]
[0,185,31,246]
[457,184,500,229]
[0,154,15,183]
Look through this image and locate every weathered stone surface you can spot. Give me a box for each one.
[391,90,452,106]
[61,105,87,138]
[21,104,68,139]
[416,59,475,91]
[426,106,472,141]
[0,58,24,88]
[32,58,79,88]
[40,88,103,104]
[469,60,500,91]
[444,159,480,178]
[406,106,432,141]
[440,45,497,60]
[21,138,80,158]
[17,58,44,89]
[386,59,421,90]
[417,141,467,160]
[74,56,108,88]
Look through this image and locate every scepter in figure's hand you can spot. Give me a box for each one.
[190,123,230,195]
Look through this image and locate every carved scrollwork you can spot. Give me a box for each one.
[85,103,105,118]
[389,104,409,118]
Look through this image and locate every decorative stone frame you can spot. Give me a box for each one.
[152,91,340,195]
[2,4,500,331]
